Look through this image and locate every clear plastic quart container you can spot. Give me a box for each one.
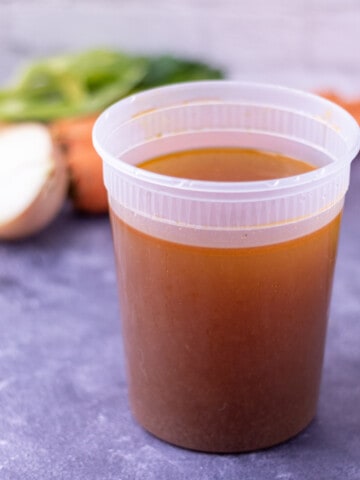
[93,81,360,453]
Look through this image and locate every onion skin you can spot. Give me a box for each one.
[0,126,69,240]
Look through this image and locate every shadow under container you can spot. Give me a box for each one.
[93,82,360,453]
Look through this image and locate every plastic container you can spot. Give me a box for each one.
[93,81,360,452]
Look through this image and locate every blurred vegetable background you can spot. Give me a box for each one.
[0,49,223,237]
[0,50,223,122]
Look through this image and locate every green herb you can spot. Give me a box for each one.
[137,55,223,90]
[0,50,224,122]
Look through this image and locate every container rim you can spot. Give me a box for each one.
[93,80,360,195]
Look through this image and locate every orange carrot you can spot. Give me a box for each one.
[51,116,108,214]
[318,91,360,124]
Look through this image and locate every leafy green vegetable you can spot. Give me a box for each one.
[0,50,148,121]
[0,50,224,122]
[137,55,223,90]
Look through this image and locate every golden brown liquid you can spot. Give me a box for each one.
[110,148,340,452]
[139,147,315,180]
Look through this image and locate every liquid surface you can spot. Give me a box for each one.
[111,148,339,452]
[139,147,315,181]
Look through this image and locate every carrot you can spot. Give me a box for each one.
[318,91,360,124]
[51,116,108,214]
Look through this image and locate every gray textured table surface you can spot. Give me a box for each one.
[0,160,359,480]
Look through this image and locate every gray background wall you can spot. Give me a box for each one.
[0,0,359,94]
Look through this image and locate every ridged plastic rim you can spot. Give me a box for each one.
[93,81,360,196]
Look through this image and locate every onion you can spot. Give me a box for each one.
[0,123,69,240]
